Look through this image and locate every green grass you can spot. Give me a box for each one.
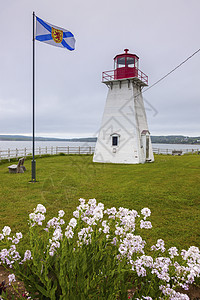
[0,154,200,250]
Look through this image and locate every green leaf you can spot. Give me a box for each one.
[34,283,49,297]
[49,280,57,300]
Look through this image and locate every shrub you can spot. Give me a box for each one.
[0,199,199,299]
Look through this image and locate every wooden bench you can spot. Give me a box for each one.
[172,150,182,156]
[8,157,26,174]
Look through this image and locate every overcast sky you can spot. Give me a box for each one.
[0,0,199,138]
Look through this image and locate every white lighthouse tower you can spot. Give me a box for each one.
[93,49,154,164]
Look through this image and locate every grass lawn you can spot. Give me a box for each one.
[0,154,200,250]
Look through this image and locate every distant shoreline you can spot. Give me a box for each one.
[0,135,96,143]
[0,135,200,145]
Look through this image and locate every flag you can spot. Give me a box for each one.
[35,16,75,51]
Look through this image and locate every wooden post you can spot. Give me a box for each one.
[8,149,10,162]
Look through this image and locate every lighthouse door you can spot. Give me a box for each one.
[141,130,150,161]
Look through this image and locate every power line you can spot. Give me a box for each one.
[143,48,200,94]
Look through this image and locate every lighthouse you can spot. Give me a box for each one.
[93,49,154,164]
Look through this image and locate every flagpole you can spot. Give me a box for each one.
[31,11,36,182]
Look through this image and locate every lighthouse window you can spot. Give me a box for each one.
[135,59,139,68]
[117,57,125,68]
[112,136,118,146]
[127,57,134,67]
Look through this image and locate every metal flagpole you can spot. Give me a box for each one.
[31,11,36,182]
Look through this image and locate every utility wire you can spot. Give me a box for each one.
[143,48,200,94]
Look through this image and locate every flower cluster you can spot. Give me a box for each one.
[0,226,23,245]
[160,284,190,299]
[151,238,166,252]
[45,210,65,256]
[29,204,46,226]
[0,244,21,268]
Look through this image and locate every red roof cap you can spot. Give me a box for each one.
[114,49,139,60]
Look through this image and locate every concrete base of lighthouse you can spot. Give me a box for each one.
[93,78,154,164]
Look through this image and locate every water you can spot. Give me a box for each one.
[0,140,96,150]
[0,140,199,150]
[152,143,200,151]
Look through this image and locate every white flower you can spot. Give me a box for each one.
[168,247,179,259]
[102,220,107,227]
[69,218,77,228]
[151,239,165,252]
[2,226,11,236]
[97,203,104,210]
[140,220,152,229]
[79,198,85,205]
[34,204,46,214]
[35,213,45,225]
[52,228,63,241]
[182,246,200,261]
[65,227,74,239]
[8,274,16,285]
[135,265,147,277]
[88,198,96,206]
[93,206,103,220]
[29,211,45,226]
[60,219,65,225]
[29,213,36,221]
[58,210,65,218]
[0,234,4,240]
[103,225,110,234]
[12,238,20,244]
[115,226,124,236]
[73,210,79,218]
[22,250,32,262]
[47,217,60,228]
[141,207,151,219]
[49,241,60,256]
[16,232,23,239]
[111,237,118,245]
[138,255,154,268]
[160,284,190,299]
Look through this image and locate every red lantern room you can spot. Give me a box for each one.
[114,49,139,80]
[102,49,148,86]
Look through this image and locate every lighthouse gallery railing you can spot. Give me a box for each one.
[102,68,148,85]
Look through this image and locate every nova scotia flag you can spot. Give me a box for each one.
[36,16,75,51]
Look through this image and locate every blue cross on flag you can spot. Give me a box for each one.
[36,16,75,51]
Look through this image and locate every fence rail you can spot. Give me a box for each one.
[0,146,96,161]
[0,146,199,161]
[152,148,199,155]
